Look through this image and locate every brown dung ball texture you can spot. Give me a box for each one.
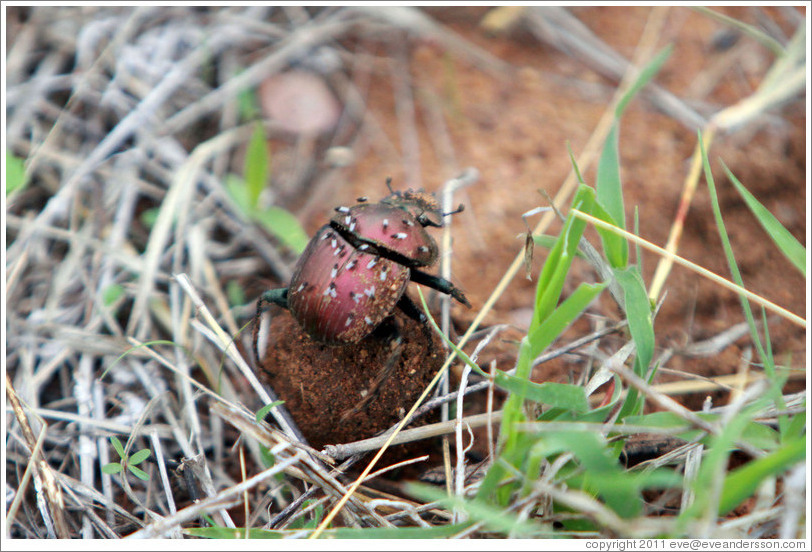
[258,307,445,450]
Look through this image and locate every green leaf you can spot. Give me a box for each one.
[127,465,150,481]
[614,266,654,377]
[255,400,286,423]
[615,45,673,118]
[595,125,629,268]
[254,206,309,254]
[102,284,124,306]
[259,446,276,469]
[226,280,246,307]
[596,124,624,230]
[533,185,594,326]
[224,174,253,216]
[140,207,160,230]
[718,437,805,515]
[6,150,27,196]
[493,376,589,413]
[722,162,805,276]
[244,122,269,209]
[128,449,151,465]
[110,436,126,459]
[101,462,123,475]
[237,87,260,122]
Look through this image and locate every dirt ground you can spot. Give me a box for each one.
[256,6,806,447]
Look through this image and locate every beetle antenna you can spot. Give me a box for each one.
[442,203,465,217]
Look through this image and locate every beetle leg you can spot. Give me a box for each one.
[254,288,289,367]
[396,293,427,324]
[262,288,289,309]
[409,269,471,308]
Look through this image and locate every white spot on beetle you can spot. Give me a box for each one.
[364,286,376,298]
[357,196,368,203]
[418,246,429,253]
[403,219,414,227]
[346,259,357,270]
[296,282,306,293]
[345,314,354,326]
[344,215,352,225]
[367,257,378,269]
[333,244,345,256]
[323,282,337,298]
[350,292,360,303]
[364,316,374,326]
[349,219,356,232]
[393,233,407,240]
[331,238,337,249]
[358,244,369,251]
[382,218,389,230]
[336,206,351,214]
[320,232,331,241]
[380,268,388,281]
[330,264,339,278]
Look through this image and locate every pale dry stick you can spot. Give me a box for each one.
[170,225,208,461]
[128,125,254,338]
[75,354,97,538]
[439,169,479,494]
[5,416,48,534]
[150,430,182,539]
[212,402,389,528]
[454,364,472,524]
[6,374,70,538]
[573,210,806,329]
[9,10,231,264]
[126,449,306,538]
[174,272,305,443]
[324,411,504,460]
[310,14,675,536]
[92,382,115,527]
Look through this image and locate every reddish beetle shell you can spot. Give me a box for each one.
[331,203,438,267]
[287,226,410,345]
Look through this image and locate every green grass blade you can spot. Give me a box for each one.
[534,186,594,325]
[615,45,673,118]
[244,122,269,209]
[595,124,629,269]
[596,123,624,231]
[614,266,654,377]
[718,436,805,515]
[722,162,805,276]
[699,131,787,426]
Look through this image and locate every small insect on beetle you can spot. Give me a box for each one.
[260,180,470,346]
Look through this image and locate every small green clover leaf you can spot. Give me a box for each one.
[102,436,151,481]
